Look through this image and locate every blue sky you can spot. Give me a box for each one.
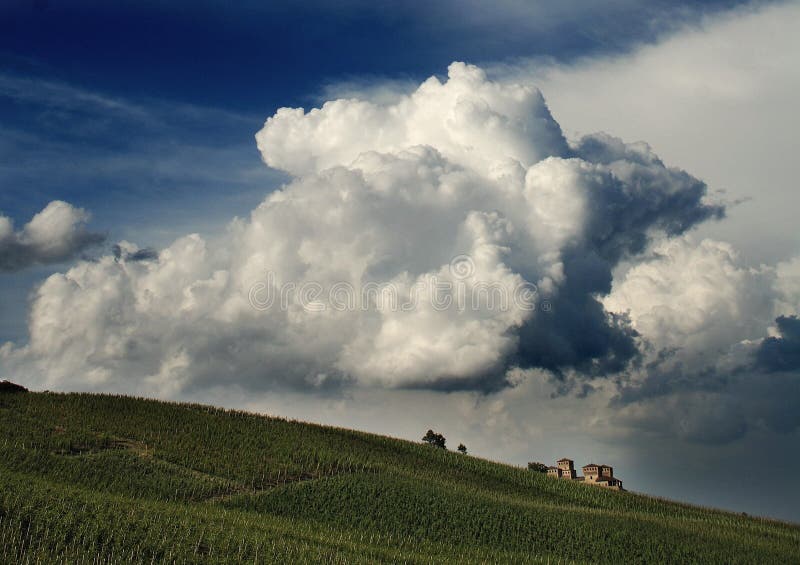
[2,1,758,109]
[2,1,799,522]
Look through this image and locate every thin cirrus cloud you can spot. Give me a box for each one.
[0,200,105,272]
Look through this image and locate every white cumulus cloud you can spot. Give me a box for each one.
[1,63,722,396]
[603,237,776,358]
[0,200,105,272]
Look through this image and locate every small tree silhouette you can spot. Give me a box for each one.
[457,443,467,454]
[527,461,548,473]
[0,380,27,394]
[422,429,447,449]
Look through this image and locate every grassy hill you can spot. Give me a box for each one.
[1,391,797,563]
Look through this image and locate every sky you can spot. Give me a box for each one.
[2,0,799,522]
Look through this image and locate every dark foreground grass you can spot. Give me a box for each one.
[0,392,797,563]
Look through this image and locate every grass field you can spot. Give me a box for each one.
[0,390,797,563]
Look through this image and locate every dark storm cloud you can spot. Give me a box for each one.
[514,264,641,379]
[756,315,800,372]
[507,133,723,384]
[112,244,159,263]
[609,315,800,445]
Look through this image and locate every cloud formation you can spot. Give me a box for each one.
[0,200,105,272]
[756,315,800,373]
[1,63,724,396]
[602,236,800,443]
[523,1,800,266]
[482,2,800,449]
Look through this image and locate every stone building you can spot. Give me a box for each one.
[547,459,578,479]
[546,458,623,490]
[582,463,622,489]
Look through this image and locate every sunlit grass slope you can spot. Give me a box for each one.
[1,392,797,563]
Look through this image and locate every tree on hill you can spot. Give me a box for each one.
[527,461,548,473]
[422,429,446,449]
[0,380,28,394]
[457,443,467,454]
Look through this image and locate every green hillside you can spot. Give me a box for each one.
[1,391,797,563]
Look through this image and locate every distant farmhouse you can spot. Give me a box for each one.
[546,458,623,490]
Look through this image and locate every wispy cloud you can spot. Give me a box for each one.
[0,72,149,117]
[0,71,263,129]
[0,70,284,243]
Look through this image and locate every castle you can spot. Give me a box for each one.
[546,458,623,490]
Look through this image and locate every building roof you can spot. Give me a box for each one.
[582,463,600,468]
[556,458,573,462]
[547,466,559,470]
